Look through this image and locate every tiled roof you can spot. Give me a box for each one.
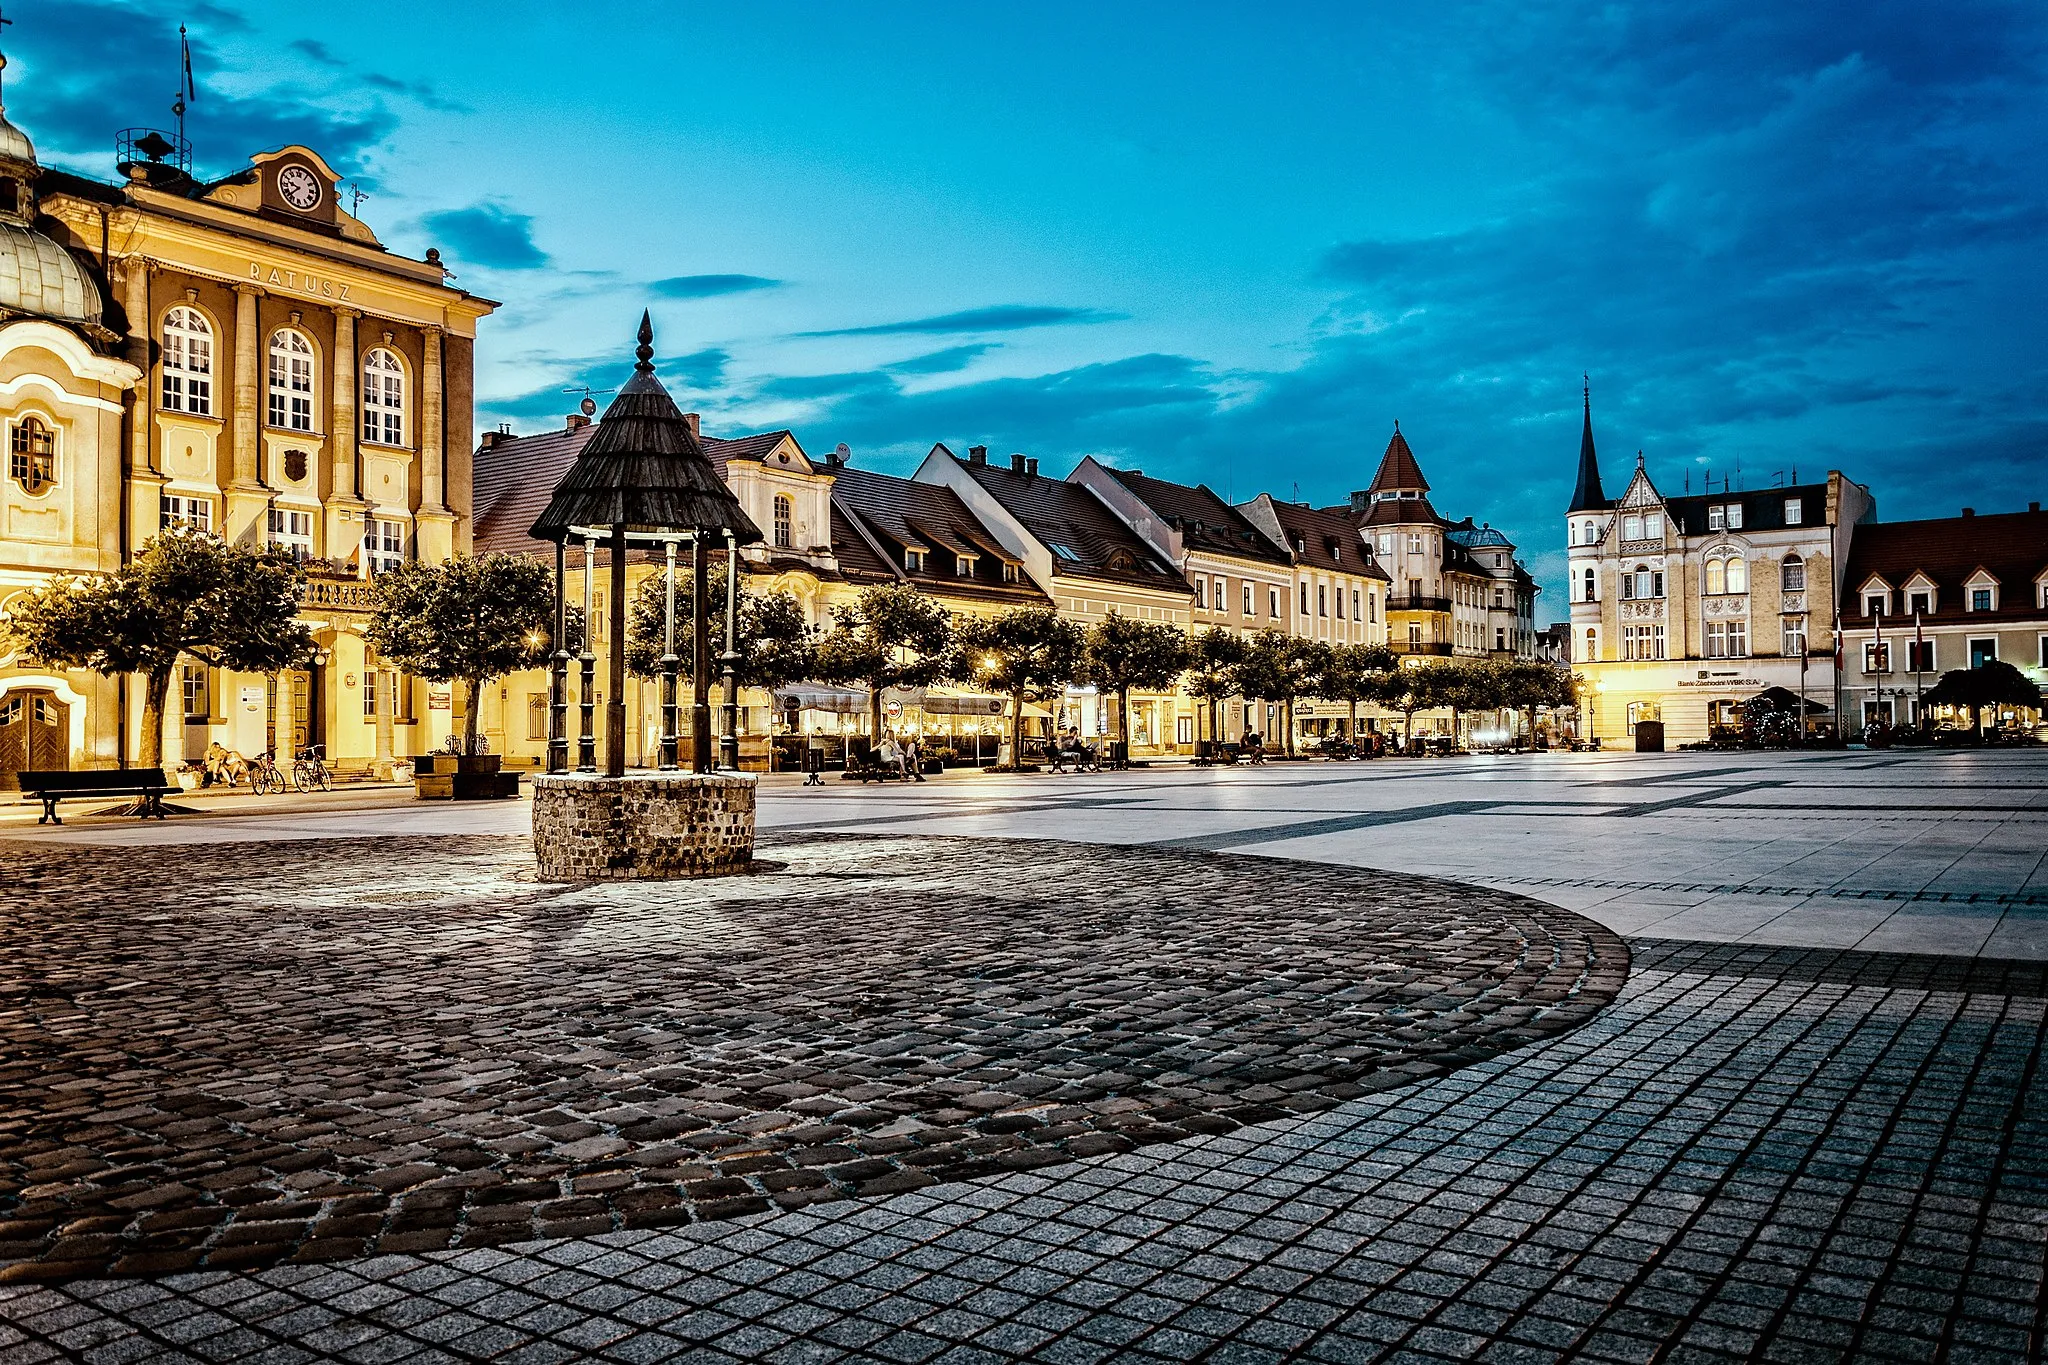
[1844,509,2048,626]
[1367,427,1429,494]
[1351,494,1444,528]
[1663,482,1833,537]
[1265,502,1387,581]
[831,465,1050,606]
[1103,468,1292,566]
[960,460,1188,594]
[474,422,774,556]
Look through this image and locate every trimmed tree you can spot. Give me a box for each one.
[813,583,955,744]
[1923,661,2043,738]
[954,607,1086,766]
[2,527,312,768]
[365,552,554,754]
[1371,661,1451,750]
[1230,629,1329,757]
[624,565,814,691]
[1185,627,1246,750]
[1499,658,1576,748]
[1081,611,1191,755]
[1318,642,1398,745]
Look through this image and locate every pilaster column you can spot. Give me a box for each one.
[230,284,261,487]
[123,259,154,477]
[331,308,359,500]
[413,326,455,562]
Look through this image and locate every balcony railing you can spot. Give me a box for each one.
[300,576,377,611]
[1386,594,1452,614]
[1394,641,1454,656]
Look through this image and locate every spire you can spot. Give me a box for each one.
[1368,424,1429,494]
[1567,376,1608,512]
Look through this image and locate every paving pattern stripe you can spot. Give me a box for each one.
[1494,875,2048,909]
[1148,803,1504,851]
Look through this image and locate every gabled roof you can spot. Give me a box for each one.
[832,464,1049,606]
[1267,501,1389,581]
[959,458,1188,593]
[1367,426,1429,494]
[1103,467,1292,566]
[1843,509,2048,625]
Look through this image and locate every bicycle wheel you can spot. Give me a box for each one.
[316,766,332,792]
[292,764,312,793]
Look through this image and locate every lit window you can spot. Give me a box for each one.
[1706,559,1725,595]
[772,495,793,549]
[1970,638,1998,668]
[9,416,55,495]
[1725,557,1746,593]
[161,307,213,415]
[1581,567,1595,602]
[362,348,406,446]
[267,330,315,432]
[364,519,406,574]
[267,507,313,560]
[1864,641,1891,674]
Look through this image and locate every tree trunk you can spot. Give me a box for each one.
[464,677,483,753]
[138,666,173,769]
[1348,699,1358,742]
[1119,687,1130,748]
[1283,698,1296,757]
[1010,690,1025,766]
[870,680,885,755]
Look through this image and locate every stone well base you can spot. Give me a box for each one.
[531,771,755,881]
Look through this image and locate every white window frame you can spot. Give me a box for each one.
[1969,637,1997,668]
[1782,557,1806,593]
[1783,618,1807,658]
[161,306,214,416]
[160,493,212,532]
[364,518,407,575]
[1784,498,1802,525]
[267,329,316,433]
[362,347,407,447]
[1707,506,1725,531]
[772,494,793,549]
[267,507,314,561]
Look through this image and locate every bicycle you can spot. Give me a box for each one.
[247,749,286,796]
[292,744,333,792]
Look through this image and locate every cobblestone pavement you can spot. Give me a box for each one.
[0,834,1622,1283]
[2,938,2042,1363]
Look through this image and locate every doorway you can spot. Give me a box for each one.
[0,688,69,787]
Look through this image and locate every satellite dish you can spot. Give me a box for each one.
[579,396,597,417]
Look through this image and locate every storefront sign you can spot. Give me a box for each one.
[429,691,451,711]
[239,685,263,714]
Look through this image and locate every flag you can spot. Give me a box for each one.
[181,27,196,104]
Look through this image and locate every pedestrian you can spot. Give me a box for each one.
[904,733,926,781]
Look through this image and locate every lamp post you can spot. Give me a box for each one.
[721,529,741,770]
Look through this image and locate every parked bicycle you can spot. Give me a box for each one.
[292,744,333,792]
[247,749,286,796]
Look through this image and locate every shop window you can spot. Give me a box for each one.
[9,416,55,495]
[161,307,214,415]
[362,347,406,446]
[267,329,316,432]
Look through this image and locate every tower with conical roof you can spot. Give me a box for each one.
[1568,377,1606,514]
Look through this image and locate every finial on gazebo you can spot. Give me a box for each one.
[635,309,654,373]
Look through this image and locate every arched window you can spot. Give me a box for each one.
[267,330,315,432]
[772,494,793,549]
[1581,566,1595,602]
[1726,556,1747,593]
[9,415,55,495]
[362,348,406,446]
[1781,555,1805,593]
[1584,627,1596,661]
[161,307,213,415]
[1705,559,1724,595]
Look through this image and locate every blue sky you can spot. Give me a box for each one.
[13,1,2047,617]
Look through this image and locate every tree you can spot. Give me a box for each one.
[1081,611,1191,754]
[1440,657,1509,749]
[624,564,814,691]
[1371,661,1451,750]
[1923,661,2043,738]
[1490,658,1574,748]
[2,528,312,768]
[954,608,1085,764]
[1185,627,1246,749]
[813,583,955,743]
[365,552,553,754]
[1318,642,1398,743]
[1230,629,1329,756]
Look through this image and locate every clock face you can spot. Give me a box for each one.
[276,165,323,213]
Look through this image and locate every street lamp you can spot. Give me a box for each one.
[529,313,763,777]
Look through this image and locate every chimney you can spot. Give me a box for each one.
[478,429,512,451]
[1011,452,1027,473]
[1026,458,1039,477]
[565,413,589,432]
[2032,502,2041,513]
[682,412,701,438]
[969,445,987,466]
[1962,507,1975,517]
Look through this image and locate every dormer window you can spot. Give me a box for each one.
[1726,504,1742,529]
[1002,562,1020,584]
[1784,498,1803,525]
[1107,550,1137,573]
[1707,506,1724,532]
[1909,589,1931,615]
[1970,585,1994,612]
[955,555,973,577]
[1866,593,1887,617]
[904,548,925,572]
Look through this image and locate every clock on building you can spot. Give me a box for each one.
[276,164,323,213]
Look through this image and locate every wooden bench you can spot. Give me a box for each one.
[16,768,170,825]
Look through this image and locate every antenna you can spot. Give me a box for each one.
[561,383,615,410]
[345,180,368,214]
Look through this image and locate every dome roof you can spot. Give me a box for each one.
[0,112,32,168]
[0,221,103,328]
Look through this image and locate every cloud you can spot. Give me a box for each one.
[799,304,1124,338]
[663,347,730,392]
[13,1,394,178]
[419,202,549,271]
[884,344,1000,375]
[287,37,466,113]
[649,274,783,300]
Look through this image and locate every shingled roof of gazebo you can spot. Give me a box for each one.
[528,313,763,545]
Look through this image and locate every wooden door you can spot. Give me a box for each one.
[0,689,67,787]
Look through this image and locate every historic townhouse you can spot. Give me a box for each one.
[1445,519,1539,657]
[1237,493,1392,741]
[916,445,1193,754]
[1564,393,1872,746]
[1347,428,1457,659]
[1840,504,2048,730]
[0,82,492,781]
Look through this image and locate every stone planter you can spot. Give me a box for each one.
[531,771,755,881]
